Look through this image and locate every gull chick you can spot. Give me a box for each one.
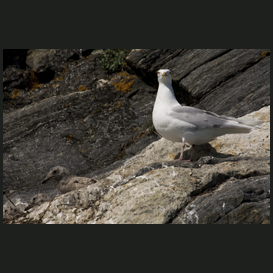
[24,194,51,211]
[41,166,97,193]
[152,69,263,161]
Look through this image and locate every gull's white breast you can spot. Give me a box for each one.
[153,100,194,143]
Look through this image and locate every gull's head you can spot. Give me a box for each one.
[157,69,172,85]
[41,166,69,184]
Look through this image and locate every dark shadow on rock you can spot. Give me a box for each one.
[35,68,55,83]
[174,143,234,161]
[3,49,29,69]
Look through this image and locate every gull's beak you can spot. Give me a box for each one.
[41,177,50,184]
[162,72,167,77]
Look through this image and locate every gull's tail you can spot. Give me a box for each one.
[220,114,264,131]
[237,119,264,129]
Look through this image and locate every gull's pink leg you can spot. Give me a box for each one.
[176,139,186,161]
[188,145,195,162]
[176,141,195,162]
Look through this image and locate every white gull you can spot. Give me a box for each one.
[152,69,263,161]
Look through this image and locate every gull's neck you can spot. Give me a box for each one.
[156,82,180,106]
[60,174,72,183]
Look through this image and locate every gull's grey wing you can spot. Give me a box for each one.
[170,105,240,130]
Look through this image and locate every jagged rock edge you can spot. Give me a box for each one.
[112,156,267,188]
[192,55,270,103]
[166,167,269,224]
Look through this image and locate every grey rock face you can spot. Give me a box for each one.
[3,50,158,194]
[172,175,270,224]
[126,49,270,117]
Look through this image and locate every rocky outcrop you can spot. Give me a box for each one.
[3,49,157,195]
[126,49,270,117]
[5,106,270,224]
[172,175,270,224]
[3,49,270,224]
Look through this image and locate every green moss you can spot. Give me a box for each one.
[99,49,129,73]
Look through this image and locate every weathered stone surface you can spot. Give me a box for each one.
[163,49,231,82]
[172,175,270,224]
[26,49,93,73]
[13,155,269,224]
[126,49,184,82]
[208,108,270,158]
[126,49,270,116]
[3,50,159,219]
[3,49,270,224]
[3,195,23,221]
[3,50,102,113]
[3,66,30,90]
[182,50,270,117]
[180,49,267,99]
[4,106,269,224]
[3,76,157,192]
[26,49,56,72]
